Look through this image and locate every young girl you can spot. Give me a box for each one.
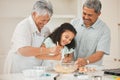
[36,23,77,69]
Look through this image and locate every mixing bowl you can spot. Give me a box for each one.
[54,62,77,74]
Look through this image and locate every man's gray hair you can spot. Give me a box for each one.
[32,0,53,16]
[83,0,102,13]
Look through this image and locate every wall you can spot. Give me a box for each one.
[0,17,24,73]
[101,0,120,68]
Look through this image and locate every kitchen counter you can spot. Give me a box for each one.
[0,65,118,80]
[0,72,117,80]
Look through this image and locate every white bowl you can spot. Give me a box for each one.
[54,62,77,74]
[33,66,46,71]
[22,69,45,77]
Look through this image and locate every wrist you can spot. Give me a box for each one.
[48,48,55,56]
[86,59,90,65]
[40,47,42,54]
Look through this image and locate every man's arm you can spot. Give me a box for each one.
[75,51,104,67]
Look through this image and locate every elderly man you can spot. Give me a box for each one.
[71,0,111,67]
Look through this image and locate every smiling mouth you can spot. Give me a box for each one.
[84,19,90,22]
[63,42,68,46]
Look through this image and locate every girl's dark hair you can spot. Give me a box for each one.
[48,23,77,49]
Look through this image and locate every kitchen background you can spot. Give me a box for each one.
[0,0,120,74]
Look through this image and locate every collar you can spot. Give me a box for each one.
[81,19,100,29]
[91,19,101,29]
[29,15,40,34]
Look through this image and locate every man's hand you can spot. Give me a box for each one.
[75,58,87,68]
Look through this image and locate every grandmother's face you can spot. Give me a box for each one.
[32,12,50,31]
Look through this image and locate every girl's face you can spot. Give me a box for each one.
[60,30,75,46]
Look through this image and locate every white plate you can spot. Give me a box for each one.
[86,64,104,71]
[22,69,45,77]
[23,69,58,80]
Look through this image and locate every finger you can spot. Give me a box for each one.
[57,41,59,46]
[75,60,78,65]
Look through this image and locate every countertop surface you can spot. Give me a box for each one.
[0,65,119,80]
[0,72,117,80]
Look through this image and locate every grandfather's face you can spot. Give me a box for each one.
[32,12,50,31]
[82,7,101,27]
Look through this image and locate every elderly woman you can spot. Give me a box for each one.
[4,0,61,73]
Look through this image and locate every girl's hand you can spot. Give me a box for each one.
[53,53,62,60]
[62,54,73,63]
[49,42,62,56]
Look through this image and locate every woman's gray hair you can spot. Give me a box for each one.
[83,0,102,13]
[32,0,53,17]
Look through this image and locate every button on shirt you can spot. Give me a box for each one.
[4,15,50,73]
[71,18,111,65]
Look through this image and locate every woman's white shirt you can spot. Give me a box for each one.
[4,16,50,73]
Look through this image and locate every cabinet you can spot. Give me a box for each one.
[100,0,120,69]
[119,0,120,22]
[118,0,120,55]
[119,24,120,55]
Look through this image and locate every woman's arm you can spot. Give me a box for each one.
[18,46,50,56]
[18,43,61,57]
[35,53,61,60]
[35,44,62,60]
